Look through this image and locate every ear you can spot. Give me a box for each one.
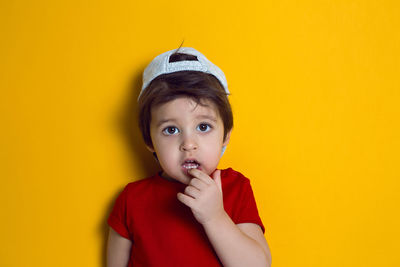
[222,130,232,147]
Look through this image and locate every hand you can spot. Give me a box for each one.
[177,169,225,225]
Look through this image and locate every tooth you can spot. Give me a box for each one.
[183,163,199,169]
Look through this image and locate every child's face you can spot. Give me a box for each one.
[147,97,231,185]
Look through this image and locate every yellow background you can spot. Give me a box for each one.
[1,0,399,266]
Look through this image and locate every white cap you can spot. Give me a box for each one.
[139,47,229,99]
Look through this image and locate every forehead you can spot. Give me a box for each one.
[151,97,219,120]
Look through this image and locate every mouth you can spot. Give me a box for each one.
[182,159,201,173]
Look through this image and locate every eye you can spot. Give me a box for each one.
[197,123,212,132]
[162,126,179,135]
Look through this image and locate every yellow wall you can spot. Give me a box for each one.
[1,0,399,266]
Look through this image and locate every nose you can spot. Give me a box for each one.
[180,134,198,152]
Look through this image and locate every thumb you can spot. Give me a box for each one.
[212,169,222,193]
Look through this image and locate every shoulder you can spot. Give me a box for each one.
[125,174,158,188]
[120,173,161,198]
[220,167,254,196]
[220,167,251,186]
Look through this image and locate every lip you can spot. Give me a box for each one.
[181,158,202,175]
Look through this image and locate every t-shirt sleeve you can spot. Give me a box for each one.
[234,179,265,233]
[107,185,132,241]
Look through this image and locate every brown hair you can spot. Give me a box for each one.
[138,54,233,148]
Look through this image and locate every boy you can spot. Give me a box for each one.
[107,47,272,267]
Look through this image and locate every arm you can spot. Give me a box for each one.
[203,218,272,267]
[237,223,272,266]
[107,227,132,267]
[177,169,271,267]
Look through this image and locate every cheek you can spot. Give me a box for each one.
[204,138,223,156]
[207,131,225,146]
[153,139,177,160]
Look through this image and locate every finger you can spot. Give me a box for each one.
[212,169,223,193]
[184,185,201,198]
[177,192,195,208]
[189,178,208,191]
[188,168,212,185]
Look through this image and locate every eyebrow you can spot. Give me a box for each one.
[156,119,176,128]
[156,115,217,128]
[197,115,218,122]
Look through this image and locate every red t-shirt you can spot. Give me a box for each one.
[107,168,264,267]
